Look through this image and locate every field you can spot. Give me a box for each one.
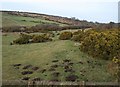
[2,32,116,82]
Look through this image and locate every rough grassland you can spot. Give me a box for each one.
[1,13,66,27]
[2,33,116,82]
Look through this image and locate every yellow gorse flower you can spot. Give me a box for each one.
[112,57,120,64]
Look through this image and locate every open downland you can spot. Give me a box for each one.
[2,33,116,82]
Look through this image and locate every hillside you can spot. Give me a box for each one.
[1,11,119,30]
[1,10,119,85]
[1,11,68,28]
[1,11,95,28]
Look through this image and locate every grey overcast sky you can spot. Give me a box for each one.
[0,0,119,23]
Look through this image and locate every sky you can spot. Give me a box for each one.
[0,0,119,23]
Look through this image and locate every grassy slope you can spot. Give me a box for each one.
[2,33,115,82]
[1,12,67,27]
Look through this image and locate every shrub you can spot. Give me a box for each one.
[80,29,120,60]
[13,33,31,44]
[32,35,45,43]
[72,30,84,42]
[13,38,29,44]
[32,34,52,43]
[13,33,52,44]
[59,31,73,40]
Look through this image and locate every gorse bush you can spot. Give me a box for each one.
[59,31,73,40]
[32,34,52,43]
[80,29,120,60]
[72,30,84,42]
[13,33,52,44]
[13,33,31,44]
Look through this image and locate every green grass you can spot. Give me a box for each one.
[2,33,116,82]
[1,12,67,27]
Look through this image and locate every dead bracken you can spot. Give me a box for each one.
[32,67,39,71]
[78,61,83,64]
[51,72,60,77]
[52,60,59,62]
[13,64,21,67]
[65,75,78,82]
[23,65,32,69]
[21,71,33,75]
[63,59,71,62]
[50,64,58,68]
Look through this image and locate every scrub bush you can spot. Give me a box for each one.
[59,31,73,40]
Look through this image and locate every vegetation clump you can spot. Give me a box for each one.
[72,30,84,42]
[59,31,73,40]
[32,34,52,43]
[13,33,31,44]
[13,33,52,44]
[80,29,120,60]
